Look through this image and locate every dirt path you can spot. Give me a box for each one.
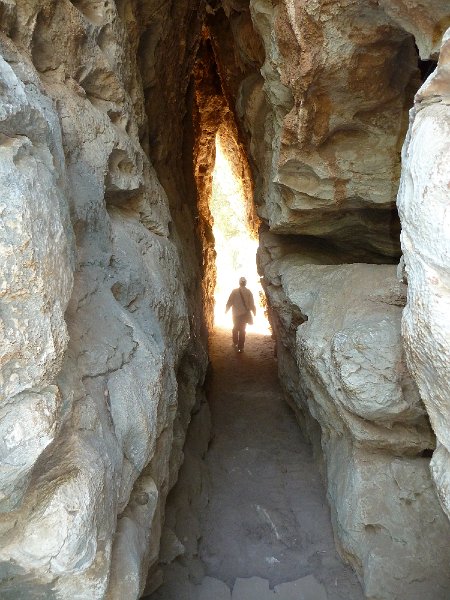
[150,330,363,599]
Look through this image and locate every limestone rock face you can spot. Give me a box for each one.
[397,29,450,520]
[210,0,450,260]
[261,256,450,599]
[0,2,207,598]
[0,49,74,512]
[211,0,416,259]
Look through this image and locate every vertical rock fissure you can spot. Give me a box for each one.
[192,30,261,333]
[144,4,450,599]
[1,1,450,599]
[147,331,365,600]
[147,4,450,600]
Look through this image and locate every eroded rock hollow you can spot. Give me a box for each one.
[0,1,449,599]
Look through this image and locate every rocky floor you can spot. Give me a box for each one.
[148,329,363,600]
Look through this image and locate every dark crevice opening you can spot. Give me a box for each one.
[415,44,438,82]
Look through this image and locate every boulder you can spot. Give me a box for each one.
[262,256,450,599]
[397,29,450,520]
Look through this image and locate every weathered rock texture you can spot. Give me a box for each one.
[211,0,416,260]
[0,2,208,598]
[1,0,450,599]
[193,35,257,331]
[378,0,450,58]
[397,29,450,521]
[260,257,450,599]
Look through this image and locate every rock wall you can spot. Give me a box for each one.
[1,0,450,598]
[397,30,450,521]
[260,256,450,599]
[0,1,208,598]
[210,0,422,261]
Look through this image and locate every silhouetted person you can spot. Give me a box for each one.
[225,277,256,352]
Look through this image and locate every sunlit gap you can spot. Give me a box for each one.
[210,132,271,335]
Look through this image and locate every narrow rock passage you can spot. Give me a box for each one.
[151,330,363,600]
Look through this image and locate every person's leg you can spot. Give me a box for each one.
[237,317,247,350]
[232,317,239,347]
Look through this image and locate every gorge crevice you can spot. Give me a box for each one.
[1,1,450,599]
[147,331,364,600]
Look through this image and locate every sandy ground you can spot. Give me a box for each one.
[149,329,363,599]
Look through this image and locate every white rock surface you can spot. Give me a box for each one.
[212,0,421,259]
[397,29,450,520]
[0,48,73,514]
[262,257,450,599]
[0,3,207,598]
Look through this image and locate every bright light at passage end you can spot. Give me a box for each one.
[210,134,270,335]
